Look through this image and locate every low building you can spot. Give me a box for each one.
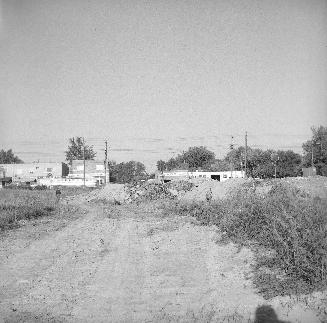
[0,162,69,183]
[158,169,244,182]
[39,177,98,188]
[302,167,317,177]
[69,160,109,185]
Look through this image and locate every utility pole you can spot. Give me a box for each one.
[83,137,86,187]
[104,140,108,185]
[244,131,247,178]
[311,141,314,169]
[230,135,234,178]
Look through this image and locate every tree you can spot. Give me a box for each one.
[156,160,166,172]
[225,146,247,171]
[65,137,96,164]
[207,159,230,171]
[302,126,327,176]
[110,161,147,183]
[183,146,215,170]
[0,149,23,164]
[276,150,302,178]
[244,148,302,179]
[246,149,275,179]
[157,146,215,171]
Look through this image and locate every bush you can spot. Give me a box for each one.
[169,182,327,297]
[0,189,58,230]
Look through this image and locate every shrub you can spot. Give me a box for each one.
[169,182,327,297]
[0,189,58,230]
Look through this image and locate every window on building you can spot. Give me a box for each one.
[47,168,53,172]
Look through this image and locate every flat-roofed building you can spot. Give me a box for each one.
[0,162,69,183]
[158,169,244,182]
[69,160,109,185]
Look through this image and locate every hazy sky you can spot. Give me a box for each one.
[1,0,326,171]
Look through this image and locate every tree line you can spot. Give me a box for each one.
[1,126,326,181]
[156,126,327,178]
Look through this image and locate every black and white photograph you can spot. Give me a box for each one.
[0,0,327,322]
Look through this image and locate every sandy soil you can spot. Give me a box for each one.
[0,200,324,323]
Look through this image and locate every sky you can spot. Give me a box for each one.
[0,0,326,171]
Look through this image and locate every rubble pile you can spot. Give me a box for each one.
[122,180,194,203]
[180,178,246,202]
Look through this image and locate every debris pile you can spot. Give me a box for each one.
[124,180,194,203]
[180,178,247,202]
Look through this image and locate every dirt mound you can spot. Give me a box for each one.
[124,181,194,203]
[282,176,327,199]
[252,176,327,199]
[74,184,129,204]
[180,179,247,202]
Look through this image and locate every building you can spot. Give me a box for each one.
[39,176,98,188]
[0,166,11,188]
[302,167,317,177]
[158,169,244,182]
[157,169,189,182]
[69,160,109,185]
[0,162,69,183]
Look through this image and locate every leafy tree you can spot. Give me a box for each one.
[245,148,302,179]
[108,160,117,182]
[157,146,215,171]
[276,150,302,178]
[110,160,147,183]
[65,137,96,164]
[0,149,23,164]
[165,157,180,171]
[207,159,230,171]
[183,146,215,170]
[156,160,167,172]
[247,149,275,179]
[302,126,327,176]
[225,146,247,171]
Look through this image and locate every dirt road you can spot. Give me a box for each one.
[0,201,323,322]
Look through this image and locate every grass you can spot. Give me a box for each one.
[0,188,84,231]
[166,181,327,298]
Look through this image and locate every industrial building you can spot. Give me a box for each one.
[0,162,69,183]
[69,160,109,185]
[158,169,244,182]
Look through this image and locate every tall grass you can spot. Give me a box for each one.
[168,182,327,297]
[0,189,57,230]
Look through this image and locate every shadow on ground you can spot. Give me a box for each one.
[254,305,291,323]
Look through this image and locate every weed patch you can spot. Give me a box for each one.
[167,182,327,298]
[0,189,59,230]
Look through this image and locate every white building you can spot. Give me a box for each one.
[158,169,244,182]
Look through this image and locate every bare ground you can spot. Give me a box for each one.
[0,199,325,323]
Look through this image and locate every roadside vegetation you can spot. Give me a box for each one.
[165,180,327,299]
[0,187,88,231]
[0,189,57,230]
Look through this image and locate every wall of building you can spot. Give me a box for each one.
[159,170,244,182]
[302,167,317,177]
[0,162,69,182]
[70,160,109,183]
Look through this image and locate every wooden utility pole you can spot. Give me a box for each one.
[311,142,314,169]
[104,140,108,185]
[244,131,248,178]
[83,137,86,187]
[230,136,234,178]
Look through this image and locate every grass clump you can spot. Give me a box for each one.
[0,189,58,230]
[169,181,327,298]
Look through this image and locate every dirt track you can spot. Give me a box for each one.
[0,201,323,323]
